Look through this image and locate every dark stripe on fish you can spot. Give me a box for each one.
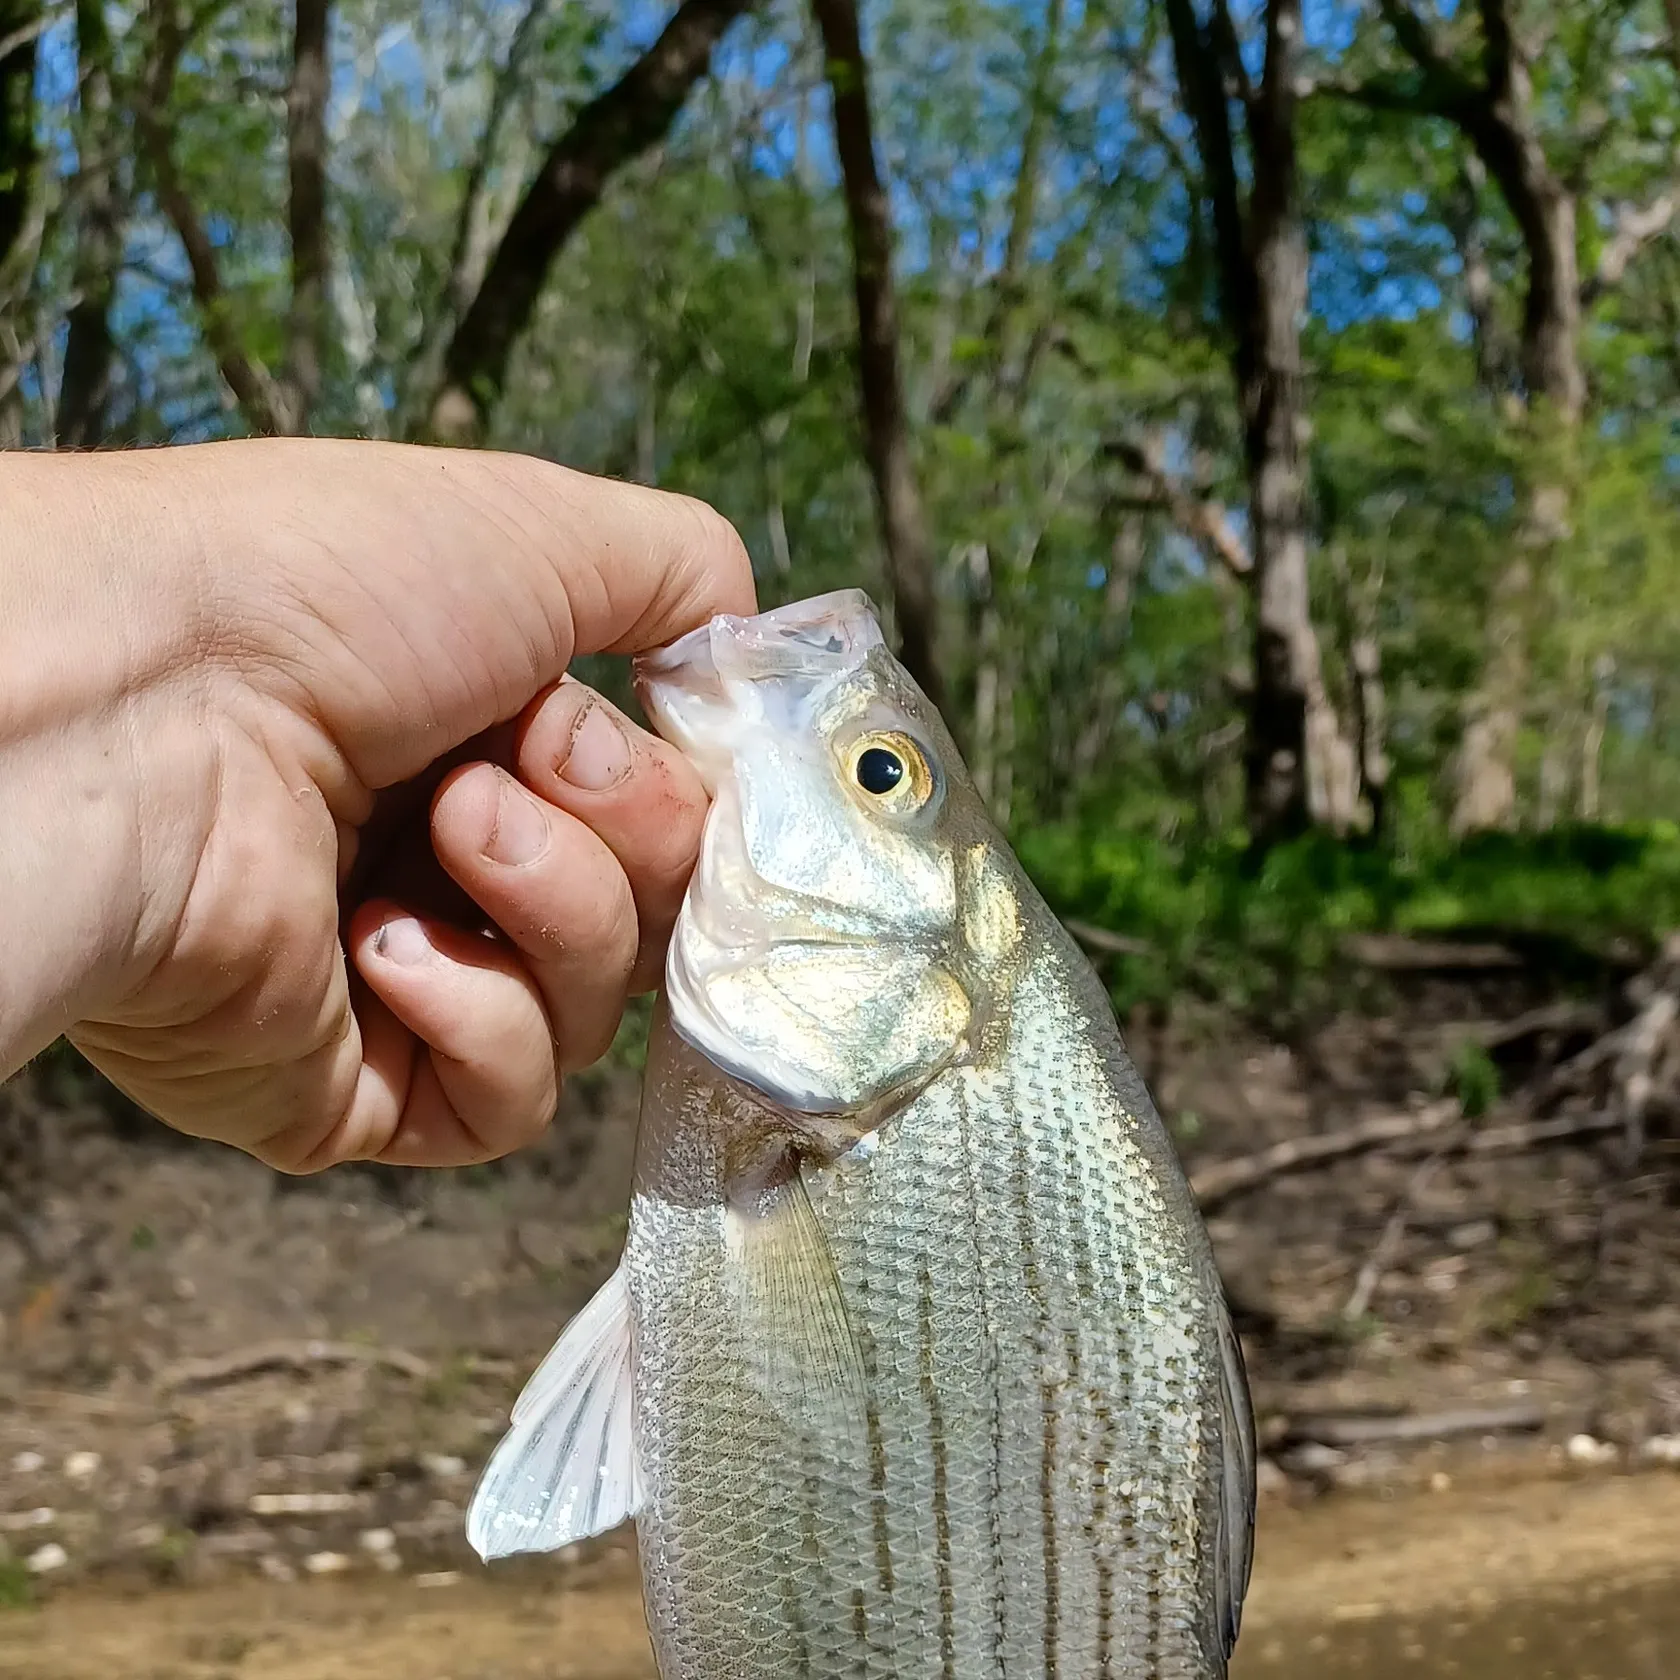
[917,1257,956,1680]
[959,1081,1011,1666]
[1055,1093,1109,1678]
[861,1322,895,1601]
[1092,1391,1116,1674]
[1009,1071,1059,1680]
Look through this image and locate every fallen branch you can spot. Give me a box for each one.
[1453,1111,1619,1156]
[1613,983,1679,1165]
[1533,1025,1634,1104]
[1063,917,1150,959]
[1194,1102,1625,1210]
[1340,932,1522,972]
[1279,1403,1546,1449]
[1471,999,1605,1053]
[248,1491,361,1516]
[158,1339,432,1392]
[1192,1099,1461,1210]
[1342,1153,1442,1323]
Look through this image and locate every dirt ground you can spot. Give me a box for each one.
[1,1472,1676,1678]
[2,960,1678,1673]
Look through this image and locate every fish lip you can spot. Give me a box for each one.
[632,589,886,766]
[633,588,883,682]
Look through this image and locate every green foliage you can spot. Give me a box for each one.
[2,0,1680,971]
[1019,819,1680,1015]
[0,1555,31,1611]
[1447,1041,1500,1119]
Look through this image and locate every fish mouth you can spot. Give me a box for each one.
[632,589,884,792]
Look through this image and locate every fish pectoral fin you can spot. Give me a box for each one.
[466,1260,641,1562]
[732,1165,868,1437]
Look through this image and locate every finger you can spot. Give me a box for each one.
[150,438,759,788]
[336,903,560,1168]
[430,763,640,1071]
[515,678,709,991]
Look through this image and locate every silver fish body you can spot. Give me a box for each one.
[467,591,1254,1680]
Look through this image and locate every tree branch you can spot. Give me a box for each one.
[1370,0,1480,117]
[1209,0,1252,108]
[1379,0,1453,83]
[1582,186,1680,304]
[926,0,1065,425]
[396,0,550,434]
[447,0,548,318]
[426,0,755,444]
[1475,0,1518,108]
[1104,434,1252,580]
[282,0,330,432]
[137,2,286,434]
[812,0,946,712]
[0,7,48,66]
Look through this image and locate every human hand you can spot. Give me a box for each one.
[0,439,754,1170]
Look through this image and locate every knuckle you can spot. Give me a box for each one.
[557,867,640,975]
[670,494,755,610]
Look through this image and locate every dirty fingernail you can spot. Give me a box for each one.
[373,915,432,967]
[559,701,631,790]
[483,770,551,866]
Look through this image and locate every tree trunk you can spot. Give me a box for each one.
[0,0,37,284]
[1070,513,1146,792]
[1167,0,1359,847]
[1378,0,1585,833]
[426,0,754,445]
[282,0,330,433]
[57,0,122,447]
[811,0,946,712]
[0,0,40,443]
[138,1,289,433]
[1241,161,1355,838]
[1579,654,1613,822]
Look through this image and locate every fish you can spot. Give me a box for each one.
[466,589,1255,1679]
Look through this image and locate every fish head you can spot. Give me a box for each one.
[634,589,1023,1139]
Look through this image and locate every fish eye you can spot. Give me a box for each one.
[856,747,904,794]
[845,730,935,814]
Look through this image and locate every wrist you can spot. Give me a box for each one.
[0,452,216,1076]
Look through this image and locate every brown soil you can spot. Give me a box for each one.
[1,964,1678,1669]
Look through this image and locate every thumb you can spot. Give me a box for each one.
[171,438,758,789]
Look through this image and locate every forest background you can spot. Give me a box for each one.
[3,0,1680,1629]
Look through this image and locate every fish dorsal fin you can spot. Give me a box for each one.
[730,1164,868,1436]
[466,1261,641,1562]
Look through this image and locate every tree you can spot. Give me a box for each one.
[57,0,124,447]
[136,0,332,435]
[0,0,42,439]
[1165,0,1363,846]
[811,0,945,712]
[1342,0,1680,830]
[425,0,758,443]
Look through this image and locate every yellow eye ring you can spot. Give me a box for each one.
[844,730,935,813]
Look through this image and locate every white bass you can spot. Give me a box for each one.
[467,589,1255,1679]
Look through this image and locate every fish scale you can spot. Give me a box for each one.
[625,928,1235,1679]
